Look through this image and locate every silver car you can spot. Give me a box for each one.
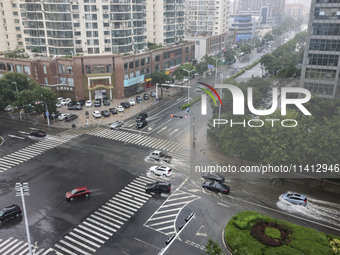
[110,121,124,130]
[281,193,307,206]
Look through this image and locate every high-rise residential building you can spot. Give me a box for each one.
[300,0,340,98]
[19,0,147,56]
[146,0,185,46]
[184,0,229,37]
[0,0,24,52]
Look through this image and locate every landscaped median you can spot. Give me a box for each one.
[0,136,3,146]
[180,95,201,110]
[225,211,340,255]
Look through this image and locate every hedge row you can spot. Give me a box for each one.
[230,59,261,79]
[180,95,201,109]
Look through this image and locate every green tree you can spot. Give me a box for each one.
[263,32,274,42]
[240,44,251,54]
[204,238,224,255]
[196,61,208,75]
[223,49,236,65]
[32,86,57,114]
[150,72,174,85]
[173,63,195,80]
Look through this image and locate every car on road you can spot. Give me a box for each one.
[29,130,46,137]
[116,105,124,112]
[202,172,225,183]
[202,181,230,194]
[136,96,142,103]
[149,166,172,177]
[103,99,110,106]
[145,181,171,194]
[143,93,149,100]
[92,111,101,118]
[120,102,130,109]
[65,187,90,201]
[94,99,101,107]
[136,119,148,129]
[128,98,136,106]
[68,105,82,110]
[101,110,110,117]
[136,112,148,122]
[109,108,118,114]
[65,114,78,122]
[0,204,22,224]
[183,77,189,82]
[110,120,124,130]
[150,91,156,97]
[60,98,72,106]
[58,113,70,121]
[85,100,93,107]
[281,193,307,206]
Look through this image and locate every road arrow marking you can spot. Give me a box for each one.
[8,135,25,140]
[196,225,207,237]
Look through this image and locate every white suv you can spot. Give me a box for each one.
[149,166,172,177]
[128,98,136,106]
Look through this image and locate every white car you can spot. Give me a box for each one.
[58,113,70,121]
[85,100,93,107]
[56,102,61,108]
[183,77,189,82]
[92,111,101,118]
[4,105,13,112]
[60,98,71,106]
[149,166,172,177]
[57,97,64,102]
[116,105,124,112]
[128,98,135,106]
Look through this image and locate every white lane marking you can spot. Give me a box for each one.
[146,214,177,221]
[169,128,179,136]
[157,127,167,134]
[83,221,113,236]
[86,217,117,232]
[110,198,140,211]
[217,202,229,208]
[18,131,29,134]
[72,228,104,245]
[102,204,132,218]
[148,220,176,227]
[134,238,162,251]
[64,235,96,253]
[77,225,109,240]
[107,200,137,213]
[8,135,25,140]
[92,213,122,228]
[2,239,23,255]
[3,156,25,163]
[68,232,100,249]
[54,243,77,255]
[96,209,126,224]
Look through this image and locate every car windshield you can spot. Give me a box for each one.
[0,210,4,216]
[71,189,77,194]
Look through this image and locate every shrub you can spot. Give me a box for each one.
[329,238,340,254]
[265,227,281,240]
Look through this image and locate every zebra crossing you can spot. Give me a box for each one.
[144,189,200,236]
[86,128,185,152]
[0,238,45,255]
[0,134,80,173]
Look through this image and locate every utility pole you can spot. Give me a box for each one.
[182,68,195,104]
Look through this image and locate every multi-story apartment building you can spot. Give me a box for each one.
[300,0,340,98]
[146,0,185,46]
[184,0,229,37]
[0,0,24,52]
[229,14,260,43]
[19,0,147,56]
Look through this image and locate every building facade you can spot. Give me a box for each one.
[300,0,340,98]
[229,14,260,43]
[0,42,195,100]
[0,0,24,52]
[146,0,185,46]
[184,0,229,37]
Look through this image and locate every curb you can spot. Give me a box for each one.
[0,136,4,147]
[222,228,234,255]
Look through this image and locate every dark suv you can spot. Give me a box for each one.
[136,112,148,122]
[145,181,171,194]
[0,204,22,224]
[136,96,142,104]
[136,119,147,129]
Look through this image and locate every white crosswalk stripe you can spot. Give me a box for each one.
[52,175,157,255]
[0,238,45,255]
[144,189,200,235]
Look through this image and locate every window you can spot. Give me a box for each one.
[0,62,6,70]
[7,63,13,72]
[67,65,73,74]
[68,78,74,86]
[44,77,48,85]
[135,59,140,68]
[106,64,112,73]
[14,19,19,24]
[75,31,81,36]
[104,31,110,35]
[16,65,23,73]
[15,27,20,31]
[103,5,109,10]
[75,40,81,44]
[85,65,91,73]
[103,14,109,19]
[155,65,160,72]
[308,54,339,66]
[146,57,150,64]
[130,72,134,78]
[141,58,145,66]
[155,55,160,62]
[13,11,18,16]
[60,76,66,84]
[16,34,21,39]
[124,63,128,71]
[74,23,80,28]
[23,66,31,75]
[86,31,92,37]
[12,3,16,7]
[43,65,47,74]
[73,14,79,18]
[129,61,134,69]
[104,23,109,27]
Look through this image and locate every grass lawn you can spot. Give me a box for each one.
[225,211,340,255]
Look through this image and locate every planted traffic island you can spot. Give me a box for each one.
[225,211,340,255]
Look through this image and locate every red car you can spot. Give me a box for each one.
[65,187,90,201]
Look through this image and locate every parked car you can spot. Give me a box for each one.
[149,166,172,177]
[150,91,156,97]
[85,100,93,107]
[65,187,90,201]
[281,193,307,206]
[110,120,124,130]
[202,172,225,182]
[29,130,46,137]
[135,112,148,122]
[136,119,148,129]
[92,111,101,118]
[128,98,136,106]
[57,97,64,102]
[143,93,149,100]
[94,99,101,107]
[68,105,82,110]
[67,101,76,107]
[109,108,118,114]
[77,99,85,106]
[116,105,124,112]
[120,102,130,109]
[60,98,72,106]
[183,77,189,82]
[58,113,70,121]
[136,96,142,103]
[0,204,22,224]
[145,181,171,194]
[103,99,110,106]
[101,110,110,117]
[56,102,62,108]
[65,114,78,122]
[202,181,230,194]
[4,105,13,112]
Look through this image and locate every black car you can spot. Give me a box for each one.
[120,102,130,109]
[136,96,142,103]
[0,204,22,224]
[77,99,85,106]
[136,112,148,122]
[136,120,148,129]
[68,105,82,110]
[202,181,230,194]
[65,114,78,122]
[94,99,101,107]
[144,93,149,100]
[202,172,225,182]
[29,130,46,137]
[101,110,110,117]
[103,99,110,106]
[109,108,118,114]
[145,181,171,194]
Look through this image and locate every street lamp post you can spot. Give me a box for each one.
[15,182,33,255]
[12,81,22,120]
[182,68,195,104]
